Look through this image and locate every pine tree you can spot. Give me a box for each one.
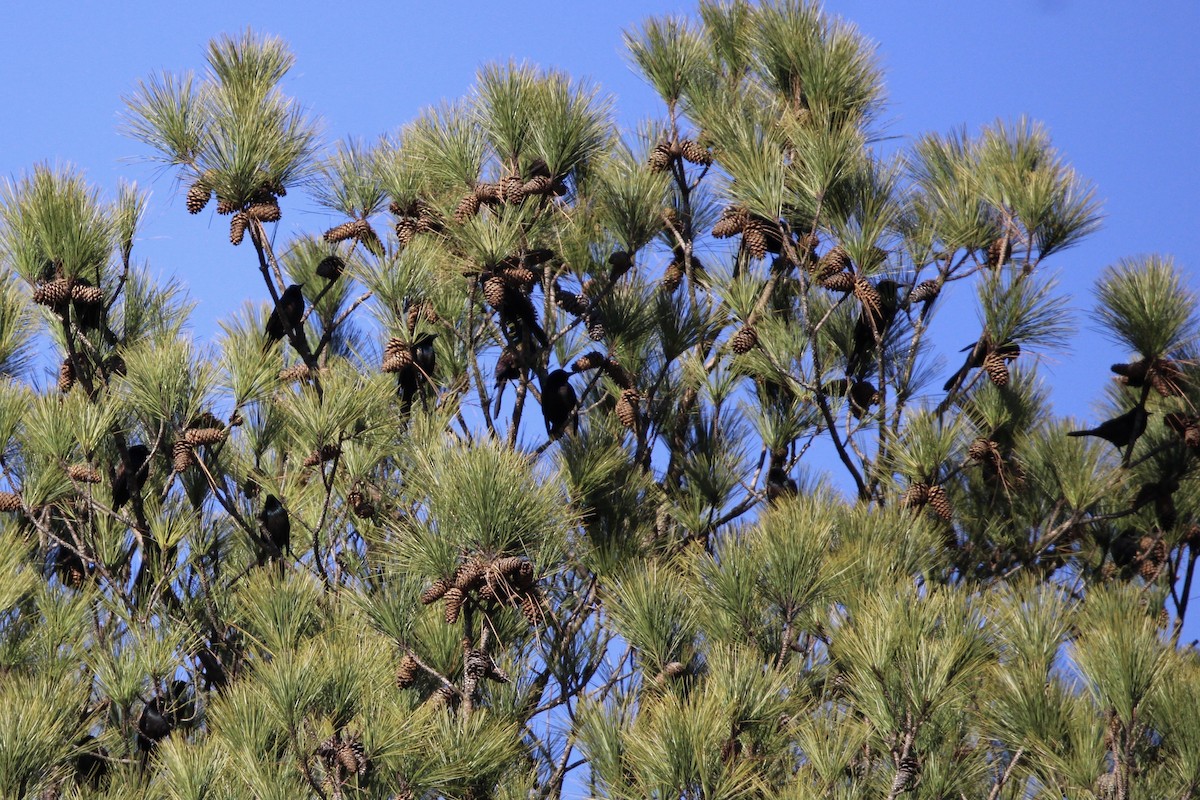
[0,7,1197,800]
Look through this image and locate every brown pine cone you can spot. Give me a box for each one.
[573,351,607,372]
[502,266,536,290]
[616,388,640,430]
[586,313,606,341]
[982,351,1010,387]
[927,485,953,521]
[519,591,543,625]
[395,217,418,245]
[302,444,341,467]
[323,220,360,243]
[70,283,103,306]
[730,325,758,354]
[907,280,940,305]
[172,440,195,473]
[853,276,883,321]
[58,358,76,393]
[662,261,684,292]
[382,338,413,373]
[986,237,1013,268]
[33,278,71,307]
[443,587,465,624]
[680,139,712,166]
[185,180,211,214]
[0,491,21,512]
[246,199,281,222]
[67,464,101,483]
[453,558,487,591]
[1150,359,1186,397]
[820,271,855,292]
[814,246,851,278]
[229,212,248,246]
[214,197,238,215]
[742,227,770,260]
[521,175,554,197]
[278,363,312,383]
[396,653,419,688]
[648,141,675,172]
[483,276,508,310]
[185,427,227,446]
[712,206,749,239]
[902,482,930,510]
[501,174,525,204]
[553,282,589,316]
[453,192,482,223]
[420,578,450,605]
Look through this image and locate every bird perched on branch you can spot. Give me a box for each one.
[398,332,437,412]
[541,369,578,438]
[258,494,291,561]
[112,444,150,511]
[1067,405,1149,450]
[264,284,305,346]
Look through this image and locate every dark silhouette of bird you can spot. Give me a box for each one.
[501,290,549,348]
[258,494,291,560]
[136,696,175,752]
[112,444,150,511]
[1067,405,1149,450]
[942,338,990,393]
[264,284,305,346]
[541,369,578,438]
[766,467,798,504]
[73,736,109,789]
[398,332,437,411]
[847,280,901,378]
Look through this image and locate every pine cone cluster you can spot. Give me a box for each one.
[315,731,368,787]
[648,138,712,171]
[464,643,512,684]
[406,301,440,333]
[902,482,953,521]
[454,165,563,222]
[302,444,342,468]
[347,487,376,520]
[967,437,1004,474]
[391,198,443,245]
[710,205,783,258]
[423,554,543,626]
[323,218,380,251]
[814,245,851,279]
[1136,535,1168,581]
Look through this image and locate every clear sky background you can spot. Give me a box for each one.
[2,1,1199,607]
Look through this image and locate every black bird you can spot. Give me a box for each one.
[258,494,292,559]
[766,467,798,504]
[264,284,305,345]
[541,369,578,438]
[1067,405,1150,450]
[73,736,109,789]
[112,444,150,511]
[942,338,990,393]
[502,290,549,349]
[136,696,175,752]
[398,332,437,411]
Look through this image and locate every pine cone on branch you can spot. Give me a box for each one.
[730,325,758,354]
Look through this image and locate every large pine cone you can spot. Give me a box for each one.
[33,278,71,307]
[453,558,487,592]
[185,180,211,214]
[814,246,851,278]
[70,283,104,306]
[483,276,508,310]
[172,440,195,473]
[712,206,749,239]
[616,389,640,430]
[853,276,883,321]
[278,363,313,383]
[730,325,759,355]
[662,261,684,292]
[820,271,855,292]
[648,141,675,172]
[982,351,1010,387]
[0,491,21,512]
[185,427,227,446]
[902,482,930,510]
[908,279,940,304]
[927,485,953,521]
[323,220,360,243]
[382,338,413,373]
[443,587,465,624]
[420,578,450,605]
[67,463,101,483]
[246,199,281,222]
[680,139,712,166]
[229,213,248,246]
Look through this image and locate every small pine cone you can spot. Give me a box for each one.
[742,227,769,260]
[337,736,367,777]
[662,261,684,292]
[501,174,525,204]
[172,440,195,473]
[70,283,103,306]
[927,484,952,521]
[58,359,76,393]
[67,464,101,483]
[475,182,503,205]
[982,351,1010,387]
[814,246,851,278]
[396,654,419,688]
[278,363,312,383]
[796,232,820,259]
[680,139,712,165]
[348,490,375,519]
[1150,359,1185,397]
[853,276,883,320]
[323,220,359,243]
[967,437,1000,467]
[453,558,487,592]
[502,266,536,289]
[902,482,930,510]
[908,279,940,304]
[494,555,525,580]
[573,351,607,372]
[229,212,248,246]
[185,427,226,446]
[215,196,238,215]
[483,276,508,310]
[553,282,589,315]
[185,180,211,214]
[464,646,489,680]
[894,754,922,792]
[0,491,20,512]
[519,591,543,625]
[648,141,674,172]
[395,217,418,245]
[245,199,281,223]
[316,254,345,281]
[986,237,1013,268]
[820,271,855,292]
[730,325,758,354]
[586,313,606,341]
[616,389,640,430]
[712,206,749,239]
[653,661,688,685]
[33,278,71,307]
[302,444,341,468]
[443,587,465,624]
[453,192,482,223]
[420,578,450,605]
[521,175,553,197]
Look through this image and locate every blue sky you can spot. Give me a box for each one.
[3,1,1198,417]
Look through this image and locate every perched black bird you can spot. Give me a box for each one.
[264,284,305,345]
[541,369,578,438]
[766,467,798,504]
[1067,405,1150,450]
[258,494,292,559]
[501,290,549,348]
[73,736,109,789]
[112,444,150,511]
[136,696,174,752]
[315,254,345,281]
[942,338,990,393]
[398,332,437,411]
